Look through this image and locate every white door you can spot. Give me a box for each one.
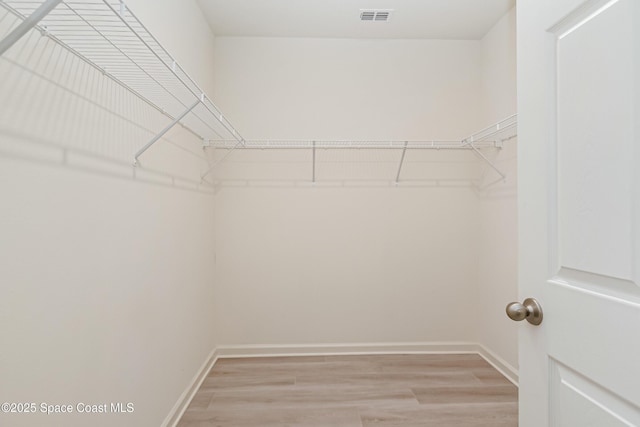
[517,0,640,425]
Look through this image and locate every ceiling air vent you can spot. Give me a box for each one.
[360,9,393,22]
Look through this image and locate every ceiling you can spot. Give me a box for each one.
[196,0,516,40]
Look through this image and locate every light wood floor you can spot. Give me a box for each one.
[177,354,518,427]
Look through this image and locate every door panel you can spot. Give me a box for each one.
[547,282,640,407]
[550,360,640,426]
[549,0,640,407]
[518,0,640,425]
[555,0,635,282]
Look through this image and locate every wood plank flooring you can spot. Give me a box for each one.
[177,354,518,427]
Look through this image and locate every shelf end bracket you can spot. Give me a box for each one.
[395,141,408,184]
[312,141,316,183]
[465,139,506,181]
[134,98,200,165]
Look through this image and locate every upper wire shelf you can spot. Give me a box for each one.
[0,0,244,164]
[0,0,516,185]
[462,114,516,146]
[207,140,497,150]
[209,115,517,151]
[206,115,517,183]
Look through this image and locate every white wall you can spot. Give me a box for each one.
[212,14,518,374]
[213,37,482,140]
[480,7,518,122]
[215,186,479,346]
[476,7,519,373]
[212,37,483,348]
[0,5,519,426]
[0,1,219,426]
[126,0,217,95]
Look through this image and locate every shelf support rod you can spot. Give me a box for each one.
[134,97,201,165]
[466,139,506,181]
[395,141,408,184]
[312,141,316,183]
[200,139,244,180]
[0,0,63,56]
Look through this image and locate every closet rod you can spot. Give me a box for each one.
[0,0,62,55]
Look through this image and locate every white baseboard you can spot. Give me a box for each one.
[162,347,219,427]
[215,341,479,358]
[167,341,519,426]
[476,344,519,386]
[216,343,518,385]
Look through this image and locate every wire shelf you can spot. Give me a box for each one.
[205,115,517,184]
[207,139,498,150]
[0,0,244,163]
[463,114,517,146]
[0,0,516,187]
[206,115,517,151]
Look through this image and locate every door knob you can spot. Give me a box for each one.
[506,298,543,325]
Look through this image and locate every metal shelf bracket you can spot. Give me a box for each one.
[464,137,506,181]
[395,141,408,184]
[134,97,202,165]
[312,141,316,183]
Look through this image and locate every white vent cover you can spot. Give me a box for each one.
[360,9,393,22]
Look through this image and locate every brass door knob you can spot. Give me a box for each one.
[506,298,543,325]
